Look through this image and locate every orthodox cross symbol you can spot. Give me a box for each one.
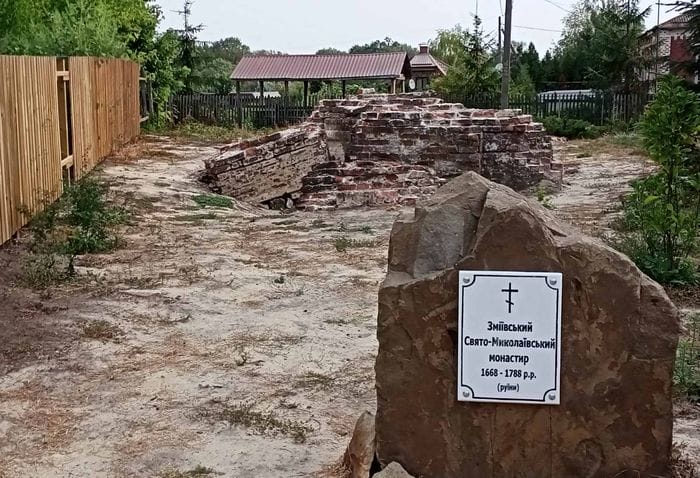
[501,282,519,313]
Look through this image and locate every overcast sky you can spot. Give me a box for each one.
[154,0,680,56]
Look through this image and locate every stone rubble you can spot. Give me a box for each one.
[203,94,561,209]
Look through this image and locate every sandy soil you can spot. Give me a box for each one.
[0,135,697,477]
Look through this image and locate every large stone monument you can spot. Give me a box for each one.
[375,172,679,477]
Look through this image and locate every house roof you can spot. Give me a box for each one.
[642,13,691,36]
[410,52,449,75]
[230,52,410,81]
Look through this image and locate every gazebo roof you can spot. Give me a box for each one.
[230,52,410,81]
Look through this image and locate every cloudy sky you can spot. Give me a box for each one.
[154,0,679,55]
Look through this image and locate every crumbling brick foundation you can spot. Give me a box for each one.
[203,94,560,209]
[202,125,327,204]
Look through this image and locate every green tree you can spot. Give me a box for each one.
[316,48,347,55]
[205,37,251,64]
[192,57,234,93]
[349,38,417,56]
[0,0,126,56]
[430,17,499,100]
[144,30,188,123]
[510,42,543,90]
[620,76,700,283]
[553,0,650,90]
[510,64,537,98]
[0,0,187,125]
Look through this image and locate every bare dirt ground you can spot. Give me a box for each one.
[0,135,698,477]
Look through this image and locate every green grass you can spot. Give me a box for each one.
[158,120,278,144]
[604,132,644,150]
[192,194,233,209]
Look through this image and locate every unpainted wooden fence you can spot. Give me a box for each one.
[169,93,342,128]
[452,91,652,125]
[0,55,141,245]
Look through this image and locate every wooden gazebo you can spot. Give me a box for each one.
[230,52,412,105]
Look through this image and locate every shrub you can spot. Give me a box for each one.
[541,116,604,139]
[616,76,700,285]
[22,177,126,283]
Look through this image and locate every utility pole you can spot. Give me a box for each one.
[498,16,503,66]
[500,0,513,109]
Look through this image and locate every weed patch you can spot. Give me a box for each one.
[157,466,221,478]
[334,236,379,252]
[19,254,72,288]
[671,443,697,478]
[675,314,700,402]
[203,401,313,443]
[82,320,123,342]
[192,194,233,209]
[171,212,218,223]
[294,371,335,390]
[310,218,331,229]
[536,187,555,210]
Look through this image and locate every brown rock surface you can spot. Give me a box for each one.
[343,411,376,478]
[372,462,414,478]
[375,171,679,477]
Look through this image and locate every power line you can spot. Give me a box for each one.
[543,0,571,13]
[513,24,563,33]
[499,0,504,16]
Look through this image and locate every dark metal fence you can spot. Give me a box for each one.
[168,93,341,128]
[446,91,653,125]
[169,90,653,129]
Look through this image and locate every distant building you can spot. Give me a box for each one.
[639,13,696,85]
[409,44,448,91]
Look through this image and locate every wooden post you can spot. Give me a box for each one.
[391,79,397,94]
[236,80,242,128]
[342,80,346,98]
[284,80,289,97]
[259,80,264,100]
[303,81,309,107]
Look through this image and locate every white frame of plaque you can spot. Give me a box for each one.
[458,271,563,405]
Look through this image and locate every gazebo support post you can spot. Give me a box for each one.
[235,80,242,128]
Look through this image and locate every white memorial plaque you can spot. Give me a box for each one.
[458,271,562,405]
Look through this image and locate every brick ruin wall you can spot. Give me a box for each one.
[203,94,560,209]
[202,125,327,204]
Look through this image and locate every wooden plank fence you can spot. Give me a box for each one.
[0,55,141,246]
